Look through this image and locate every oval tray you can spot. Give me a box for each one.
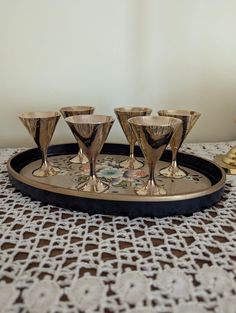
[7,143,226,218]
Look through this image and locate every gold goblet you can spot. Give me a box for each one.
[128,116,182,196]
[65,115,115,193]
[60,106,95,164]
[114,107,152,169]
[19,112,60,177]
[158,110,201,178]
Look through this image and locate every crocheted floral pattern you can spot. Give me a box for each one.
[24,279,60,313]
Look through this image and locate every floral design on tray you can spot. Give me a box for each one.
[46,153,205,194]
[73,156,150,190]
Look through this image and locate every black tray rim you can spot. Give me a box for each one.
[7,142,226,203]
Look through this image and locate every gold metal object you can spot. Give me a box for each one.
[128,116,182,196]
[19,112,60,177]
[214,120,236,175]
[158,110,201,178]
[114,107,152,169]
[65,115,114,193]
[60,106,95,164]
[214,155,236,175]
[222,146,236,166]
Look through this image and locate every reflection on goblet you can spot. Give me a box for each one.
[158,110,201,178]
[128,116,182,196]
[19,112,60,177]
[114,107,152,169]
[60,106,95,164]
[65,115,114,193]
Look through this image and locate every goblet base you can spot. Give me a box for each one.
[78,176,110,193]
[120,156,144,170]
[135,179,167,196]
[160,165,188,179]
[222,156,236,167]
[222,146,236,167]
[33,164,60,177]
[70,153,88,164]
[214,154,236,175]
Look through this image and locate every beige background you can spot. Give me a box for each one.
[0,0,236,148]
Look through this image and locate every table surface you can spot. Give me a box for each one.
[0,141,236,313]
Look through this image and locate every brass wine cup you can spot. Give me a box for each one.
[128,116,182,196]
[158,109,201,178]
[60,106,95,164]
[114,106,152,169]
[19,111,60,177]
[65,115,115,193]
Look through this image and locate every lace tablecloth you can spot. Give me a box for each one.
[0,142,236,313]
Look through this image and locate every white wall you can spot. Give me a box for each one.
[0,0,236,147]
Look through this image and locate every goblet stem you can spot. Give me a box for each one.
[41,148,49,169]
[130,143,135,160]
[32,148,60,177]
[128,143,142,169]
[160,151,187,178]
[89,157,96,178]
[78,147,84,159]
[70,144,88,164]
[171,159,177,170]
[120,142,144,169]
[135,160,166,196]
[77,156,109,193]
[170,143,180,173]
[148,161,155,184]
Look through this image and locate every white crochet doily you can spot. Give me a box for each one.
[0,141,236,313]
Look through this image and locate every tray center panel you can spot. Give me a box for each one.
[20,154,211,196]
